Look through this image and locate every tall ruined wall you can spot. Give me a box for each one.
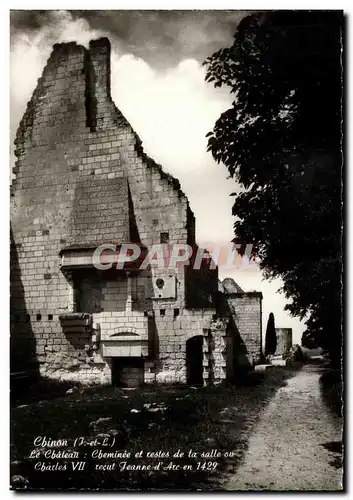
[10,38,197,383]
[225,292,263,365]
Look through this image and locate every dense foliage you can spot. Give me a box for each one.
[204,11,343,364]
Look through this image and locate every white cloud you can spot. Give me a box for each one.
[111,53,229,166]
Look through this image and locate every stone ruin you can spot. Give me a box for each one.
[10,37,263,387]
[275,328,293,358]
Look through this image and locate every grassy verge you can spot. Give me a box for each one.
[11,367,295,491]
[319,367,343,418]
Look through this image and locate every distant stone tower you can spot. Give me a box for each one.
[275,328,293,357]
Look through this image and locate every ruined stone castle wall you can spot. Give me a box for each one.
[225,292,263,365]
[275,328,293,357]
[11,38,225,385]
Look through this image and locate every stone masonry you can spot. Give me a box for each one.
[10,37,263,387]
[275,328,293,357]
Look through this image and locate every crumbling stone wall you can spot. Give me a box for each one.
[10,38,211,384]
[225,292,263,366]
[10,226,39,377]
[275,328,293,357]
[11,37,261,386]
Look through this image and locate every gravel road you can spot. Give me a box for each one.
[224,364,343,491]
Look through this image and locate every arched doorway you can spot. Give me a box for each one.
[186,335,203,386]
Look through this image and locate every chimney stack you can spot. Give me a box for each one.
[88,38,112,128]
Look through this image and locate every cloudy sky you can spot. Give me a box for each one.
[10,10,306,343]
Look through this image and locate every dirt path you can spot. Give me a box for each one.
[224,364,343,491]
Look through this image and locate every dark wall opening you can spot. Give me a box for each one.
[72,268,128,313]
[186,335,203,386]
[111,357,144,387]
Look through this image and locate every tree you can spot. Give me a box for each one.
[204,11,343,366]
[265,313,277,357]
[301,330,318,351]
